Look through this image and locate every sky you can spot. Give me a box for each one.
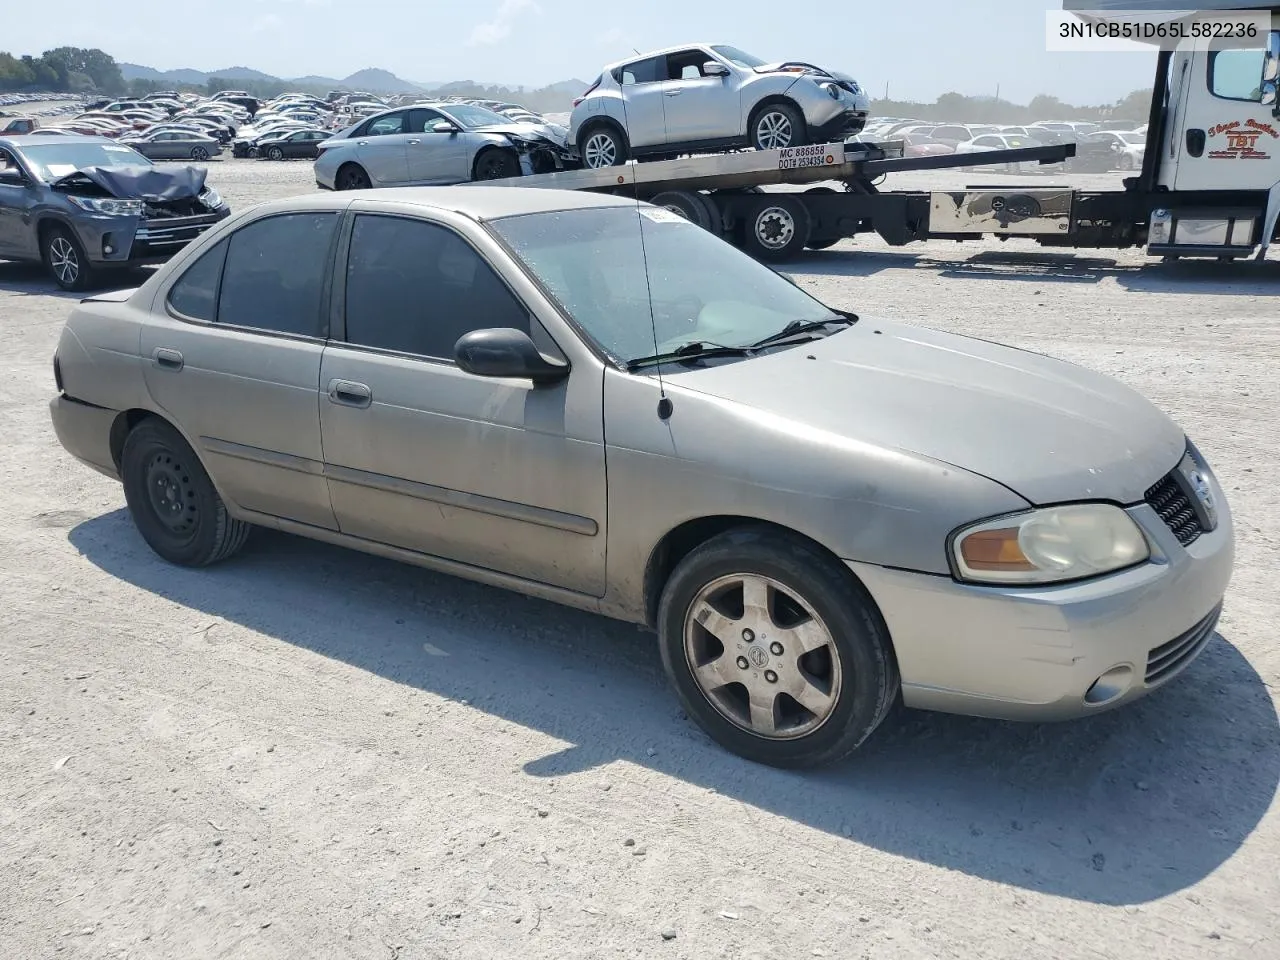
[5,0,1159,104]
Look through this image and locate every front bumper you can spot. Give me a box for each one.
[49,394,121,481]
[809,109,868,142]
[77,206,230,268]
[848,480,1235,722]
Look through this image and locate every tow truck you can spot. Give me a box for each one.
[485,2,1280,265]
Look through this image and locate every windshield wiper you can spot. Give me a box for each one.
[749,313,856,350]
[626,340,754,371]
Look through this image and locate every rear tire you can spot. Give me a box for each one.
[750,102,808,151]
[267,146,284,161]
[579,123,629,169]
[740,194,811,262]
[473,148,520,180]
[191,146,209,161]
[336,163,371,190]
[121,419,251,568]
[657,526,899,768]
[41,224,96,292]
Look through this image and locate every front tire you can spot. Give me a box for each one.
[42,224,96,292]
[657,526,899,768]
[473,148,520,180]
[579,124,629,169]
[121,419,251,567]
[750,102,807,151]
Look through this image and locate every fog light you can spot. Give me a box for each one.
[1084,665,1134,706]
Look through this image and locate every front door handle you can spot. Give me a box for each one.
[153,347,183,371]
[408,138,421,144]
[1185,128,1206,158]
[327,379,372,408]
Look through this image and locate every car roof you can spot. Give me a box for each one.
[0,133,112,149]
[603,42,733,69]
[251,186,637,222]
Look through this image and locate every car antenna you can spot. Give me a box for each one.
[618,79,673,422]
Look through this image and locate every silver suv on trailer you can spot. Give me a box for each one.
[569,43,870,168]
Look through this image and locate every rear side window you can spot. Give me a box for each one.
[617,57,663,86]
[343,214,529,360]
[216,213,337,337]
[167,238,229,321]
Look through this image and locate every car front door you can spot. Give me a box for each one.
[616,56,670,149]
[658,49,740,144]
[354,110,411,185]
[139,210,341,530]
[0,147,39,259]
[317,207,607,595]
[405,108,471,184]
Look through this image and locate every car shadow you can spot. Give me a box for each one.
[0,261,153,298]
[69,510,1279,906]
[787,248,1280,294]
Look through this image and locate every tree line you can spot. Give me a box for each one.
[1,44,1152,123]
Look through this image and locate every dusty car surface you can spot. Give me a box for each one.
[569,43,871,168]
[0,134,230,290]
[48,187,1233,767]
[314,102,571,190]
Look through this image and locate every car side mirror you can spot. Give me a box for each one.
[703,61,730,77]
[455,328,570,385]
[432,120,461,134]
[0,168,26,185]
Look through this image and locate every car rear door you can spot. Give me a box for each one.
[317,207,608,595]
[0,147,38,259]
[657,49,740,143]
[354,110,411,185]
[139,210,342,530]
[616,56,669,149]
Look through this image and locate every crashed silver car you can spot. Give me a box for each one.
[569,43,871,168]
[0,134,229,290]
[314,102,571,190]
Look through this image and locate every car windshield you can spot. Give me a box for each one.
[443,104,514,128]
[489,205,841,365]
[19,141,151,180]
[711,45,768,68]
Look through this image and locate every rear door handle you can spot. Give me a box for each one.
[665,90,682,97]
[153,347,183,371]
[408,138,421,144]
[327,378,372,408]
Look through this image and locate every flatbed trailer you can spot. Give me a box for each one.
[484,3,1280,265]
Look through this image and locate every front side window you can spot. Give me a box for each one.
[666,50,714,81]
[216,213,337,337]
[1208,45,1268,101]
[489,205,838,365]
[344,214,529,360]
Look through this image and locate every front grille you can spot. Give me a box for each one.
[1145,604,1221,686]
[1144,471,1204,546]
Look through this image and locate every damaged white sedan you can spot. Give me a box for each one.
[314,102,573,190]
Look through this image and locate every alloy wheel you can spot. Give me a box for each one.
[48,237,79,286]
[683,573,843,739]
[756,111,794,149]
[583,131,617,168]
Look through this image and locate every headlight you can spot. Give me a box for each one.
[201,187,223,209]
[67,196,144,216]
[951,503,1150,585]
[821,82,842,100]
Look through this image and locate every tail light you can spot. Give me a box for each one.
[572,78,601,108]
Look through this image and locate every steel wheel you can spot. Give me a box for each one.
[684,573,842,739]
[754,108,799,149]
[48,236,79,287]
[143,450,200,543]
[753,205,797,251]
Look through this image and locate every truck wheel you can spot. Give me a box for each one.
[656,525,899,768]
[121,418,251,568]
[648,190,719,233]
[580,124,628,169]
[802,186,840,249]
[741,195,811,262]
[473,148,520,180]
[42,224,97,292]
[751,102,808,151]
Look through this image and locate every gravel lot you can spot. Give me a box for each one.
[3,158,1278,960]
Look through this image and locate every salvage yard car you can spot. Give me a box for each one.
[569,43,871,168]
[48,187,1232,768]
[314,102,572,190]
[0,134,229,290]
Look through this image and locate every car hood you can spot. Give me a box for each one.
[474,120,570,148]
[753,62,863,91]
[663,319,1184,505]
[50,164,208,201]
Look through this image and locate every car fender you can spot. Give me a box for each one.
[739,75,806,133]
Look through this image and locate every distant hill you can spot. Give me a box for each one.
[338,68,421,94]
